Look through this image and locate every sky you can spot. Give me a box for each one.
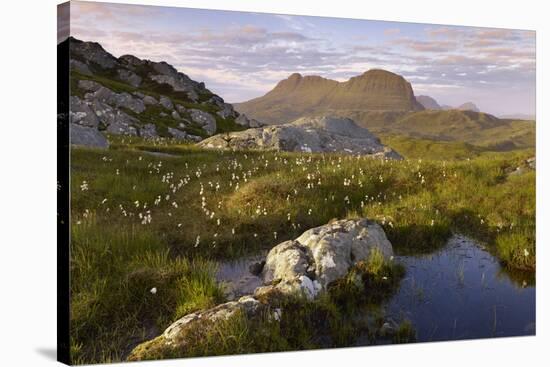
[64,1,536,116]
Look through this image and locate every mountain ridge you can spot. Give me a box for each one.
[235,69,424,124]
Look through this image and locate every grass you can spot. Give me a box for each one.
[128,250,406,361]
[70,137,535,363]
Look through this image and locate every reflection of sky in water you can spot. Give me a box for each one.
[386,235,535,341]
[217,235,535,342]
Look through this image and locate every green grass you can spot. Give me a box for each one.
[128,251,406,361]
[70,139,535,363]
[69,213,224,364]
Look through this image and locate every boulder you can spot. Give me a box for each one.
[142,95,158,105]
[260,218,393,298]
[159,95,174,110]
[70,59,92,75]
[140,123,157,138]
[70,123,109,148]
[189,109,217,135]
[127,296,272,361]
[216,103,237,119]
[82,83,145,114]
[150,74,199,101]
[198,116,402,159]
[69,96,99,128]
[235,113,250,126]
[117,69,142,87]
[171,111,182,120]
[167,127,188,140]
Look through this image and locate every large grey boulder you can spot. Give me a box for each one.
[69,96,99,128]
[71,123,109,148]
[259,218,393,299]
[198,116,402,159]
[190,109,217,135]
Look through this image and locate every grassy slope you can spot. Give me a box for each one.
[70,137,535,363]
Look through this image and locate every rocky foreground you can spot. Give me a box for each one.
[198,116,403,159]
[128,218,393,360]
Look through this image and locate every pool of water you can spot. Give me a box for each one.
[216,235,535,342]
[385,235,535,341]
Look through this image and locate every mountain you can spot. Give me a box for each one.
[456,102,480,112]
[234,69,424,124]
[416,95,441,110]
[65,37,260,147]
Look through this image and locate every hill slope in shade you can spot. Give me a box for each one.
[321,109,535,150]
[234,69,424,124]
[416,95,441,110]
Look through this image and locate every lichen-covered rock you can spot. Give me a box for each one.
[70,123,109,148]
[189,109,217,135]
[127,296,271,361]
[261,218,393,297]
[198,116,402,159]
[69,96,99,128]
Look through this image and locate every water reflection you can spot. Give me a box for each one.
[386,235,536,341]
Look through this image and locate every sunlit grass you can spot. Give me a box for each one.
[70,139,534,363]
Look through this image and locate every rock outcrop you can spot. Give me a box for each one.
[258,218,394,300]
[127,218,393,360]
[64,37,252,147]
[198,116,402,159]
[234,69,424,124]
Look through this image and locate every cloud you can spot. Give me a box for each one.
[68,2,535,113]
[384,28,400,36]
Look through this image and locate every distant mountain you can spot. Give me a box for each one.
[234,69,424,124]
[499,113,536,121]
[416,95,441,110]
[65,37,260,147]
[456,102,480,112]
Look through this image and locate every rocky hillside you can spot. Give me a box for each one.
[65,37,261,147]
[198,116,402,159]
[234,69,424,124]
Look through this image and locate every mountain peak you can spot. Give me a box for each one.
[235,69,423,123]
